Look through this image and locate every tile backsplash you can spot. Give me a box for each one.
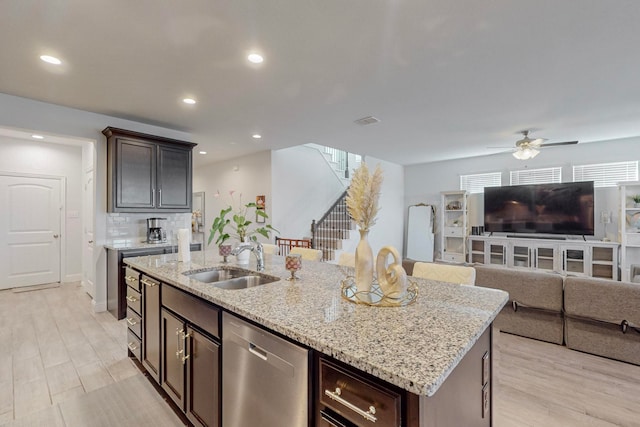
[107,213,192,242]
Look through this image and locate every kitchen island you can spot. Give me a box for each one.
[124,251,508,427]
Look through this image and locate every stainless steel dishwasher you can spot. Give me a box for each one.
[222,312,310,427]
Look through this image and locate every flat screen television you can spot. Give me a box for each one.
[484,182,594,235]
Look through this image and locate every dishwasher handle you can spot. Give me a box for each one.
[248,342,268,361]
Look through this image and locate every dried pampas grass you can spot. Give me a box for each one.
[346,162,384,231]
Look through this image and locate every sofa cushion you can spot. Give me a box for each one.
[474,265,564,345]
[474,265,564,312]
[564,277,640,325]
[564,277,640,366]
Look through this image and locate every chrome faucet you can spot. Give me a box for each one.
[230,241,265,271]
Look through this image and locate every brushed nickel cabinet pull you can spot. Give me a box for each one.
[127,342,138,351]
[126,317,137,326]
[181,330,192,364]
[141,278,157,287]
[126,295,138,303]
[324,388,377,423]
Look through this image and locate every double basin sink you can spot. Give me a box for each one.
[183,267,280,290]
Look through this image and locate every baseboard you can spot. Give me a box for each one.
[63,273,82,282]
[92,299,107,313]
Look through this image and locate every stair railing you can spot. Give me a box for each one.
[311,189,350,261]
[323,147,350,179]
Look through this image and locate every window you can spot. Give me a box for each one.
[510,167,562,185]
[573,161,639,188]
[460,172,502,194]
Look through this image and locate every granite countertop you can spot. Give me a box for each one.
[124,251,508,397]
[104,238,203,250]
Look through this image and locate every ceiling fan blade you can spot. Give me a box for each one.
[530,138,546,147]
[540,140,579,147]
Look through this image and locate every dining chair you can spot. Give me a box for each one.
[412,262,476,285]
[289,247,323,262]
[261,243,280,255]
[337,252,355,268]
[275,237,312,257]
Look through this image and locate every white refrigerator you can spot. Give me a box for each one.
[406,204,435,262]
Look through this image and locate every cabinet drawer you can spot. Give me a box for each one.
[442,253,465,263]
[124,267,141,292]
[319,359,401,426]
[126,286,141,315]
[126,308,142,339]
[444,226,464,237]
[127,329,141,361]
[163,285,220,339]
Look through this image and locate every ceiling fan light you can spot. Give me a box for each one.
[512,147,540,160]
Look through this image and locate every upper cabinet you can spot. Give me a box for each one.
[104,127,197,213]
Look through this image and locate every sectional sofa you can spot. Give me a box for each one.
[404,260,640,366]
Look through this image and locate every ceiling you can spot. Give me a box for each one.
[1,0,639,168]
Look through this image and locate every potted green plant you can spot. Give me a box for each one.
[208,192,278,261]
[632,194,640,208]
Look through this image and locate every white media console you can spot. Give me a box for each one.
[468,235,619,281]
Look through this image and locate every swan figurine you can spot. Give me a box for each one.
[376,246,408,298]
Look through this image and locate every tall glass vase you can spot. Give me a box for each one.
[355,229,374,294]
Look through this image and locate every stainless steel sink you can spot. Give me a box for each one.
[184,267,279,289]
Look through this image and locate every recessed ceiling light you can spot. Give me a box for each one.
[247,53,264,64]
[40,55,61,65]
[199,151,207,155]
[182,98,196,105]
[252,134,262,139]
[31,134,44,139]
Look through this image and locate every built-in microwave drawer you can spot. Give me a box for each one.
[126,286,141,315]
[126,307,142,339]
[127,329,141,361]
[124,267,141,292]
[319,358,401,426]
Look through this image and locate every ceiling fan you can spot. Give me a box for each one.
[498,130,579,160]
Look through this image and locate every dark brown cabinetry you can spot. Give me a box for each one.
[316,357,406,427]
[141,274,161,382]
[124,269,142,362]
[161,285,221,427]
[103,127,197,213]
[107,244,201,320]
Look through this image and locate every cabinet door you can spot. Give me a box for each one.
[115,138,156,209]
[186,327,220,427]
[142,275,161,383]
[510,244,532,268]
[533,245,557,272]
[487,242,507,266]
[161,309,186,410]
[560,245,589,276]
[157,145,192,210]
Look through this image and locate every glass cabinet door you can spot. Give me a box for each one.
[560,245,589,276]
[511,244,531,268]
[488,242,507,266]
[533,245,557,272]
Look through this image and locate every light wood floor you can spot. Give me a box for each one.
[1,282,639,426]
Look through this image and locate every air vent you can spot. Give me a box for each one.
[354,116,380,126]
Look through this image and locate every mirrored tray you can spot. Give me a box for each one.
[340,276,418,307]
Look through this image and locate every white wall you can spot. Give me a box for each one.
[0,93,195,311]
[339,157,405,258]
[271,145,346,238]
[193,151,273,248]
[405,137,640,256]
[0,137,82,281]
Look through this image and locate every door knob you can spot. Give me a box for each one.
[88,240,94,243]
[53,234,59,238]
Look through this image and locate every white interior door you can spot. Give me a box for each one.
[82,168,95,296]
[0,175,62,289]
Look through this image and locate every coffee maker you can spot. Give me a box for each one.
[146,218,167,244]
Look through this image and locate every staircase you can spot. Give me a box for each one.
[311,191,355,261]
